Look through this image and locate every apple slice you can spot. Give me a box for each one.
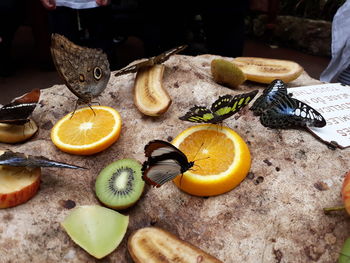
[0,119,38,143]
[61,205,129,259]
[0,164,41,209]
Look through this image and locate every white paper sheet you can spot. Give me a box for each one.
[288,83,350,148]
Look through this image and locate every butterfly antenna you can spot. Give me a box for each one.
[193,156,210,162]
[192,142,204,162]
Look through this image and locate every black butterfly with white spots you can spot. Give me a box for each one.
[250,79,326,128]
[142,140,194,187]
[179,90,258,124]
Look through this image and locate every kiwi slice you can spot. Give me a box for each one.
[95,159,145,210]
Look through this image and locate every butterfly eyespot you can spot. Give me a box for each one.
[79,74,85,82]
[94,67,102,80]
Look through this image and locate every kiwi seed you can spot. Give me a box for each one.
[95,159,145,210]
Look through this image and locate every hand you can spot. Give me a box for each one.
[40,0,56,10]
[96,0,111,6]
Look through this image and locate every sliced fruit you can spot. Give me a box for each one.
[341,171,350,215]
[0,119,38,143]
[51,106,122,155]
[61,205,129,259]
[232,57,303,84]
[211,58,246,88]
[95,159,145,209]
[128,227,222,263]
[339,237,350,263]
[0,153,41,208]
[134,64,172,116]
[172,124,251,196]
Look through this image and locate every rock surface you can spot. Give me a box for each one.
[0,54,349,262]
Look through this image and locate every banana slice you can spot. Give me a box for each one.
[134,65,172,116]
[232,57,303,84]
[128,227,223,263]
[0,119,38,143]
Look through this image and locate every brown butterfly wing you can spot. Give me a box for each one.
[0,89,40,125]
[114,45,187,77]
[50,34,110,104]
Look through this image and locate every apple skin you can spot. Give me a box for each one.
[341,171,350,215]
[0,167,41,209]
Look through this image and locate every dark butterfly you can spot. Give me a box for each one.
[0,150,85,169]
[0,89,40,125]
[142,140,194,187]
[250,79,326,128]
[179,90,258,124]
[114,45,187,76]
[50,34,110,106]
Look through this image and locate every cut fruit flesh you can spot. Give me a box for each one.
[128,227,223,263]
[211,58,246,88]
[232,57,303,84]
[0,119,38,143]
[0,159,41,208]
[134,64,172,116]
[51,106,122,155]
[95,159,145,209]
[172,124,251,196]
[61,205,129,259]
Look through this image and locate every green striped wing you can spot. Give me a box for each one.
[211,90,258,122]
[179,106,215,123]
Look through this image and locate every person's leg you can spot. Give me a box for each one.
[26,0,53,70]
[201,1,248,58]
[47,6,80,45]
[81,6,115,67]
[0,0,24,76]
[202,14,246,58]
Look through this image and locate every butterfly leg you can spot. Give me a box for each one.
[87,104,96,116]
[70,100,80,119]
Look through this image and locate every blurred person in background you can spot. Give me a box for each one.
[320,0,350,85]
[40,0,116,68]
[0,0,24,77]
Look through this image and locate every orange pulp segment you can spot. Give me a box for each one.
[172,124,251,196]
[51,106,122,155]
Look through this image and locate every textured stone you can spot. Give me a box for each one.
[0,54,349,262]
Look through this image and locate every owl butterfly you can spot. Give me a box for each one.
[250,79,326,128]
[0,150,85,169]
[0,89,40,125]
[179,90,258,124]
[114,45,187,76]
[50,34,110,106]
[142,140,194,187]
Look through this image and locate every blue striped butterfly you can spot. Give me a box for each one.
[250,79,326,128]
[142,140,194,187]
[179,90,258,124]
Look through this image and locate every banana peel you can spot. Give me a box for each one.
[128,227,223,263]
[134,65,172,117]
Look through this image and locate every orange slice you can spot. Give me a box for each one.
[172,124,251,196]
[51,106,122,155]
